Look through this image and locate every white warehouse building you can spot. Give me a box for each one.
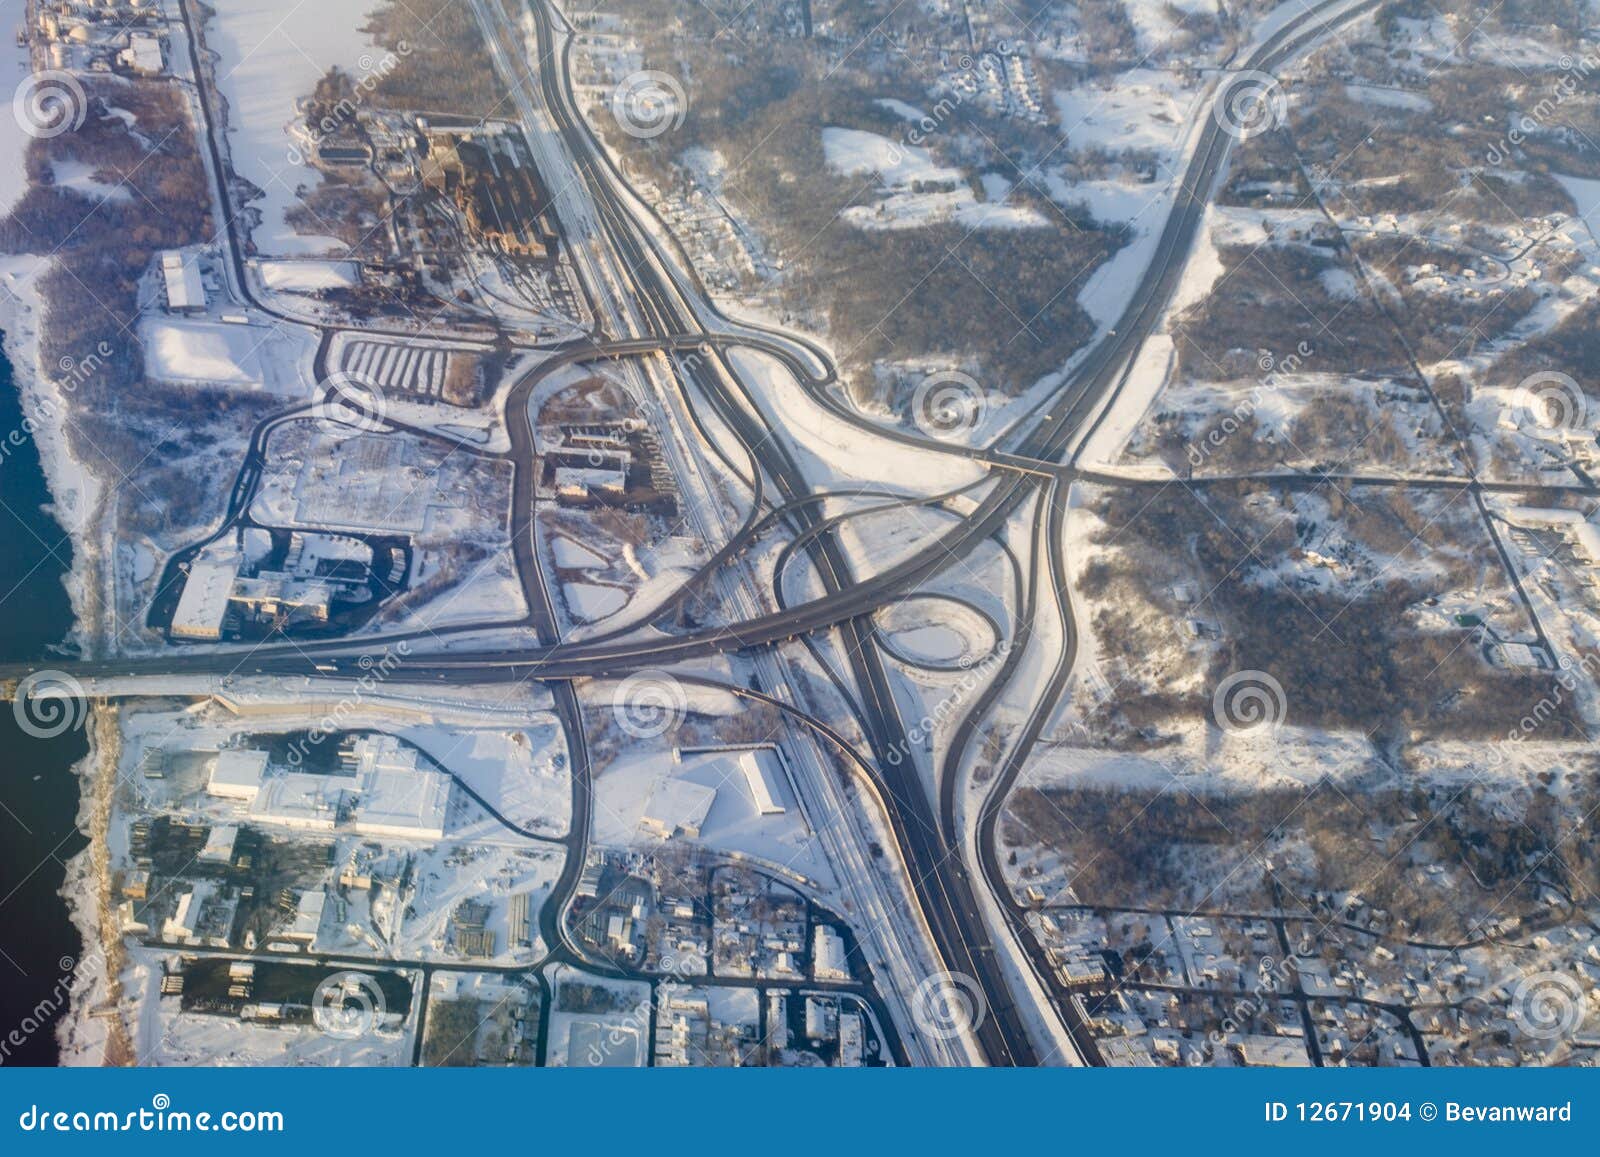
[737,749,787,816]
[205,735,451,841]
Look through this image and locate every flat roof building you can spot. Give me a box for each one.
[229,573,333,624]
[738,749,786,815]
[284,889,326,943]
[207,749,269,802]
[353,762,450,840]
[198,824,239,864]
[122,33,164,76]
[839,1011,864,1067]
[211,735,449,842]
[640,778,716,840]
[160,250,204,311]
[171,549,242,640]
[813,924,850,981]
[1237,1034,1312,1067]
[163,881,215,943]
[553,465,627,500]
[248,771,346,832]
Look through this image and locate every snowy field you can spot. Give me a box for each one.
[727,345,986,493]
[140,316,319,394]
[1052,69,1195,155]
[0,32,35,216]
[49,159,133,204]
[399,719,572,838]
[545,965,650,1067]
[259,259,362,292]
[203,0,380,255]
[821,126,1047,231]
[591,747,830,885]
[116,950,418,1067]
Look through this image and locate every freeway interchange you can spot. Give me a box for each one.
[3,0,1383,1067]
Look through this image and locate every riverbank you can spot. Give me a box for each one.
[0,255,110,654]
[0,30,114,1069]
[0,332,91,1066]
[55,705,131,1067]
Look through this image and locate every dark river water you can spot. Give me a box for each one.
[0,335,86,1066]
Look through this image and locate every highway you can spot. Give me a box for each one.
[483,0,1037,1065]
[51,0,1377,688]
[942,0,1388,1062]
[5,0,1385,1067]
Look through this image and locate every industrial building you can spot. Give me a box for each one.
[839,1012,865,1067]
[639,778,716,840]
[736,750,787,816]
[284,889,327,943]
[206,735,450,841]
[206,749,270,801]
[552,465,627,501]
[119,32,163,76]
[169,531,384,641]
[813,925,850,981]
[228,573,334,626]
[198,824,239,865]
[159,250,205,312]
[169,549,243,641]
[418,122,557,259]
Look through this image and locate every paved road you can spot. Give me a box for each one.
[952,0,1388,1063]
[493,0,1038,1066]
[5,0,1385,1067]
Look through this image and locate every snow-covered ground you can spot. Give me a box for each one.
[0,31,35,216]
[1052,68,1195,155]
[202,0,379,255]
[258,259,362,292]
[49,159,134,204]
[140,316,319,393]
[399,719,571,838]
[1121,0,1217,55]
[726,345,986,494]
[111,950,418,1067]
[591,746,831,886]
[545,965,651,1067]
[821,126,1048,231]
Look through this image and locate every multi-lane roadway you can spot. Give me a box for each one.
[3,0,1384,1067]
